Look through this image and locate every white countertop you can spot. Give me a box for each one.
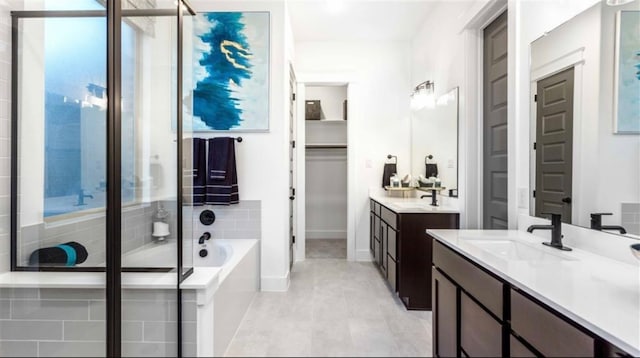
[370,194,459,214]
[428,229,640,356]
[0,267,220,291]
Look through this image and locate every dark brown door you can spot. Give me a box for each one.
[535,67,574,223]
[483,11,509,229]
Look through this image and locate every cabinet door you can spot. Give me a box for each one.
[387,255,397,292]
[387,227,397,260]
[369,212,375,253]
[460,292,502,357]
[380,223,387,272]
[373,238,381,264]
[510,335,536,357]
[432,268,458,358]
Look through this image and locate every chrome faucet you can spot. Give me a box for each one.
[590,213,627,234]
[75,189,94,206]
[527,213,572,251]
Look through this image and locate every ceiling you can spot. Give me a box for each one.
[287,0,436,42]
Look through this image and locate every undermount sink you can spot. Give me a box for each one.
[391,202,430,209]
[467,239,577,262]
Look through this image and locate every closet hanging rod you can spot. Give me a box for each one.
[305,144,348,149]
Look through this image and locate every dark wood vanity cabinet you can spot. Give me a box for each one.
[432,240,633,358]
[369,199,459,310]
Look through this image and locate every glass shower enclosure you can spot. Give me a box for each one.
[7,0,195,356]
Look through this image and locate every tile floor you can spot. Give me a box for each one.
[306,239,347,259]
[224,259,433,357]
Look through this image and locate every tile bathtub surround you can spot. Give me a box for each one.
[16,200,179,267]
[225,259,433,357]
[0,288,197,357]
[193,201,261,240]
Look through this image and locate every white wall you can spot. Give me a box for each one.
[190,0,291,291]
[295,40,412,260]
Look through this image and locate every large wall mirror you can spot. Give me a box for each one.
[529,0,640,239]
[411,87,459,197]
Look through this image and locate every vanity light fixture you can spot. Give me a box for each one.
[410,80,435,110]
[606,0,634,5]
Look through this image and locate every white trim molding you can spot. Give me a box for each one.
[260,272,290,292]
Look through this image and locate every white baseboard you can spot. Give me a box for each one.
[306,230,347,239]
[260,272,290,292]
[356,249,373,262]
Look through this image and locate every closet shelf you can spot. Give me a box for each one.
[305,143,348,149]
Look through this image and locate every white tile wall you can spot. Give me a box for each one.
[0,288,197,357]
[193,200,261,240]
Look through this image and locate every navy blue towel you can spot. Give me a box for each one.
[206,137,239,205]
[192,138,207,206]
[29,241,88,267]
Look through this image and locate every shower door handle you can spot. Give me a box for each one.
[289,196,295,201]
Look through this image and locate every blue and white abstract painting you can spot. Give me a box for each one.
[193,12,270,131]
[614,10,640,133]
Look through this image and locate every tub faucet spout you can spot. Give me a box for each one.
[199,232,211,244]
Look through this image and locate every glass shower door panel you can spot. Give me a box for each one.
[7,10,108,357]
[121,4,180,357]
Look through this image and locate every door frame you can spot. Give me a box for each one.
[294,72,357,262]
[461,0,512,229]
[288,62,297,270]
[529,48,585,225]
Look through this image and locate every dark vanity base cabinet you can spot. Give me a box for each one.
[369,199,459,310]
[399,213,459,310]
[432,241,633,358]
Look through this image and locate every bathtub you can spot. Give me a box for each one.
[194,239,260,357]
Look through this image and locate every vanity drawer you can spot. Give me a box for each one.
[433,241,503,319]
[387,227,397,260]
[370,200,375,212]
[370,200,382,216]
[511,289,593,357]
[380,206,397,229]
